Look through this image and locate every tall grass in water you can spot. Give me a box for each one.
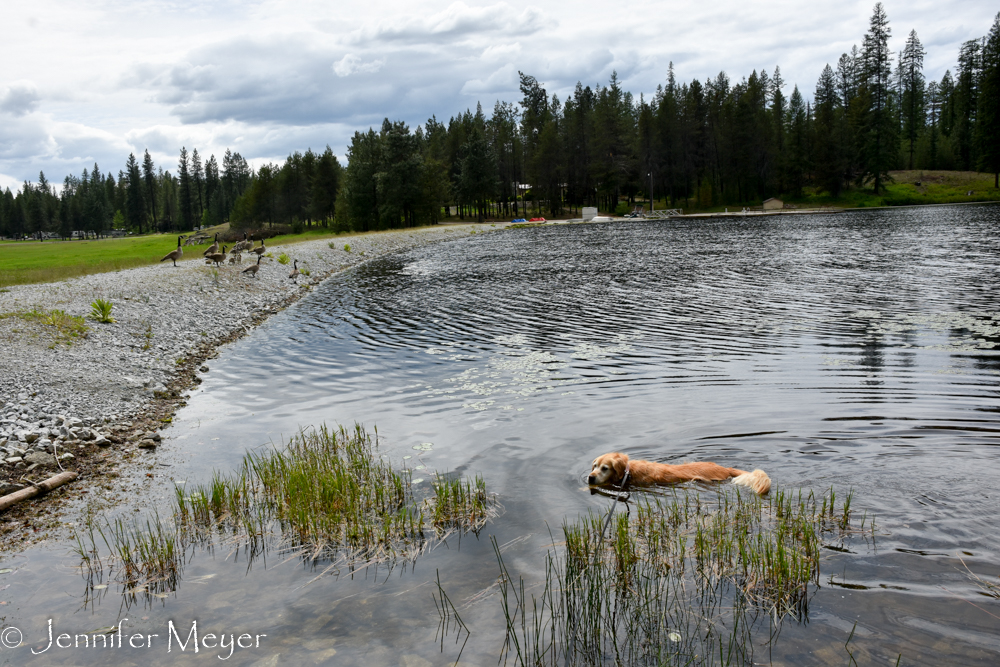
[430,473,493,535]
[497,486,863,666]
[74,424,498,599]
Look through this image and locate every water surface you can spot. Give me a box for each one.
[4,205,1000,665]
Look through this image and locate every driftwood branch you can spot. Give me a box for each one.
[0,471,79,512]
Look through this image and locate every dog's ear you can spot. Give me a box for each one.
[611,453,628,479]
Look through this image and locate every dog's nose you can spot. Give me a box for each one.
[587,475,595,484]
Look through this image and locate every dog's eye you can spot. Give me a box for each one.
[601,466,608,471]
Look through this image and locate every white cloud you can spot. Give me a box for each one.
[351,2,548,44]
[333,54,387,77]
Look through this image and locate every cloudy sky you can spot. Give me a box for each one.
[1,0,994,192]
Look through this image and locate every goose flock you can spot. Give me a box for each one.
[160,233,304,284]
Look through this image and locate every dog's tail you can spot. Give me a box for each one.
[731,469,771,496]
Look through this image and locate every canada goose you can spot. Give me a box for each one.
[242,254,262,278]
[205,245,227,267]
[160,236,184,267]
[228,251,242,265]
[237,232,251,252]
[288,259,299,284]
[251,238,266,257]
[203,233,219,256]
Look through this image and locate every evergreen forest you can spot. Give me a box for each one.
[2,4,998,238]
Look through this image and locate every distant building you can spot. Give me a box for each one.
[762,198,783,211]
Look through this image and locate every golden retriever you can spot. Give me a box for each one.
[588,452,771,496]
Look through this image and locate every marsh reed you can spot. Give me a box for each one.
[73,424,499,598]
[496,486,866,666]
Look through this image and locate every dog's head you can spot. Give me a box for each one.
[588,452,629,485]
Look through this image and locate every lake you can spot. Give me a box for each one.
[3,204,1000,665]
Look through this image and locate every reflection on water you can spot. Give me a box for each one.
[3,205,1000,665]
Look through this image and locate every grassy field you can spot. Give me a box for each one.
[636,170,999,214]
[0,224,424,288]
[795,170,1000,208]
[0,232,222,288]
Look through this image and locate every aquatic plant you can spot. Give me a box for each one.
[430,473,493,535]
[73,424,499,598]
[496,486,865,666]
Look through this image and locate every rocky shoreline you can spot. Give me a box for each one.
[0,224,487,535]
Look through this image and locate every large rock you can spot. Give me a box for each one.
[24,450,57,467]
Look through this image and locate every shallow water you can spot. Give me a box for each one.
[4,205,1000,665]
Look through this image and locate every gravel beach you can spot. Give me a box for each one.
[0,224,487,514]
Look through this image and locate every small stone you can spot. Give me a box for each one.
[94,437,111,447]
[23,432,39,444]
[0,482,25,495]
[58,452,75,461]
[144,432,162,442]
[138,439,157,449]
[5,457,23,465]
[199,366,209,372]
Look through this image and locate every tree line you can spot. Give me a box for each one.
[1,4,998,239]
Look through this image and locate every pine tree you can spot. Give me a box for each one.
[925,80,942,168]
[978,12,1000,187]
[178,147,193,230]
[814,64,845,194]
[125,153,145,232]
[142,150,158,231]
[192,148,205,222]
[954,39,982,170]
[900,30,926,169]
[857,2,897,194]
[310,146,340,223]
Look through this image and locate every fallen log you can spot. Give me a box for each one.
[0,471,79,512]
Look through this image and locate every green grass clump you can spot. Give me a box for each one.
[74,424,498,600]
[343,243,351,253]
[497,486,867,666]
[277,252,290,265]
[430,474,492,535]
[89,298,115,323]
[1,308,89,345]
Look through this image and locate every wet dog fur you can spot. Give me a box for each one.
[588,452,771,496]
